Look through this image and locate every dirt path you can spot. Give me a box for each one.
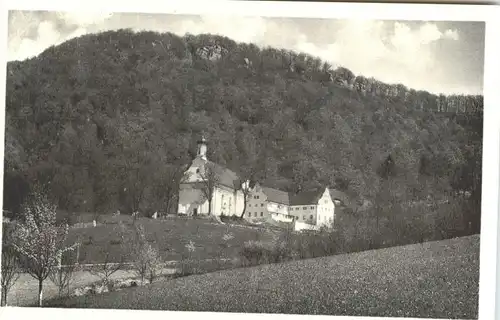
[6,257,230,307]
[6,268,176,307]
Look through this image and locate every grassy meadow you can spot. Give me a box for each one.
[64,214,281,264]
[45,235,480,319]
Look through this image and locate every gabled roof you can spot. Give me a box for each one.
[209,161,240,189]
[261,186,290,205]
[187,156,241,190]
[289,189,325,206]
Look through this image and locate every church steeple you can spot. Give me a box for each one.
[197,134,207,160]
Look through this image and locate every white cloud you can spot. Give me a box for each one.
[418,23,443,44]
[8,12,114,61]
[56,12,114,27]
[286,20,460,93]
[182,15,268,44]
[9,20,60,60]
[444,29,459,40]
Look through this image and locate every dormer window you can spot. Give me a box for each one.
[196,168,200,173]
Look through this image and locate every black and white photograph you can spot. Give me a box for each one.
[1,1,499,320]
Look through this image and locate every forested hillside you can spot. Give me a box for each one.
[3,29,482,240]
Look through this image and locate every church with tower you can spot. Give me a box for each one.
[177,135,344,231]
[177,135,247,217]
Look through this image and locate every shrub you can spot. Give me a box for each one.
[88,248,124,285]
[176,260,199,277]
[239,228,349,268]
[239,240,290,267]
[270,240,295,263]
[49,262,78,298]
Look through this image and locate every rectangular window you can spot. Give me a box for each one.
[254,212,257,217]
[303,206,307,210]
[310,206,314,209]
[256,196,260,199]
[248,204,251,207]
[261,203,264,207]
[310,215,313,220]
[303,216,306,220]
[260,212,263,217]
[248,212,251,217]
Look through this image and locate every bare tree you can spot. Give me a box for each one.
[236,132,259,218]
[11,188,77,307]
[89,248,124,286]
[198,162,221,217]
[238,179,254,218]
[48,252,78,297]
[1,222,20,306]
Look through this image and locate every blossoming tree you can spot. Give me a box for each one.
[12,188,77,307]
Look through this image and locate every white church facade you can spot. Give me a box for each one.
[177,136,347,231]
[177,136,246,217]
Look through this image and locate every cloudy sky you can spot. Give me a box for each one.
[7,11,485,95]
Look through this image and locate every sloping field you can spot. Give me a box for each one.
[46,235,480,319]
[66,216,280,263]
